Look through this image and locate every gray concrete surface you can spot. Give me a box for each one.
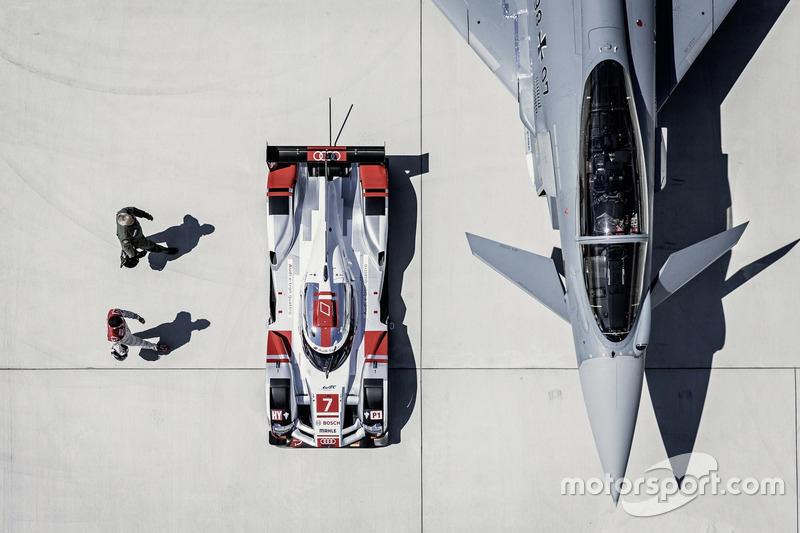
[1,1,798,531]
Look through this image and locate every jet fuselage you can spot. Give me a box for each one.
[538,0,657,498]
[437,0,746,502]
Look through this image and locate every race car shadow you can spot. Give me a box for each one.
[646,0,791,479]
[147,214,215,271]
[385,154,427,445]
[135,311,211,361]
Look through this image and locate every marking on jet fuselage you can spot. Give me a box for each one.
[534,0,549,96]
[537,31,547,61]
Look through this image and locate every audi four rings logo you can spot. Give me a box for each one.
[318,437,338,446]
[312,150,341,161]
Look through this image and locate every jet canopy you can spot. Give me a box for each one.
[301,282,355,373]
[579,60,649,342]
[580,60,647,238]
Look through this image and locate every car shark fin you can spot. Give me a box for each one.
[466,233,568,321]
[650,222,748,309]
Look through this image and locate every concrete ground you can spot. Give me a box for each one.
[1,1,798,531]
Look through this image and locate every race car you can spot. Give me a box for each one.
[265,145,389,447]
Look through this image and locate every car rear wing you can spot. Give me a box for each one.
[266,145,385,165]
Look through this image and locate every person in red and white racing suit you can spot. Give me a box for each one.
[107,309,169,360]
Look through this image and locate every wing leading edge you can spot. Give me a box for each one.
[650,222,748,308]
[433,0,528,99]
[660,0,739,106]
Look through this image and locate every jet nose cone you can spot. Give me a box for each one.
[578,355,645,504]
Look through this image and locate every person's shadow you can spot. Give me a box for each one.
[136,311,211,361]
[147,214,215,271]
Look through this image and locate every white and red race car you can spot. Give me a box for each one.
[266,145,389,448]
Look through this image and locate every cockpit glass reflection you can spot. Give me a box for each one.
[579,60,648,341]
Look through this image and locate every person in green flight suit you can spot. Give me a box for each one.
[116,207,178,267]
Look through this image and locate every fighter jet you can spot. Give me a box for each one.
[433,0,745,502]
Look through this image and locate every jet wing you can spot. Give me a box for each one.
[466,233,569,321]
[434,0,582,203]
[650,222,747,308]
[660,0,738,105]
[432,0,525,99]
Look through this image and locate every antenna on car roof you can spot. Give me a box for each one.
[328,98,354,147]
[334,104,353,146]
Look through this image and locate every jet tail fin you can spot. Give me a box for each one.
[466,233,568,321]
[650,222,748,308]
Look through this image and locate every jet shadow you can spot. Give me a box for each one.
[647,0,792,478]
[384,154,427,445]
[147,214,215,271]
[135,311,211,361]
